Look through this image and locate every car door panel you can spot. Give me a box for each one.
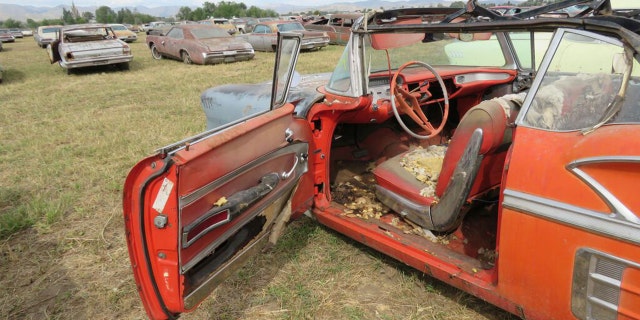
[496,28,640,318]
[124,102,314,319]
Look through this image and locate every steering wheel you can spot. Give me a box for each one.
[390,61,449,140]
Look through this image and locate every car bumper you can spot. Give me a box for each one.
[300,40,329,50]
[119,36,137,42]
[59,55,133,69]
[203,50,254,64]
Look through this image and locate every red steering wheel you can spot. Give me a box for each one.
[390,61,450,139]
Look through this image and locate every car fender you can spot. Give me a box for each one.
[201,72,331,130]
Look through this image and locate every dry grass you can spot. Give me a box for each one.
[0,36,514,319]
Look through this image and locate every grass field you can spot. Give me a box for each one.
[0,35,514,319]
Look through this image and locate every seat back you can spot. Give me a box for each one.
[435,98,518,198]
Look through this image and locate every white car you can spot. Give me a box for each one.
[47,24,133,74]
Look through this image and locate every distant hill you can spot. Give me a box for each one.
[0,0,523,22]
[0,4,183,22]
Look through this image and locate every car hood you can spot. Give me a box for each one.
[201,72,331,130]
[198,37,252,51]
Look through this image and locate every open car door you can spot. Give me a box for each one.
[123,33,314,319]
[498,28,640,319]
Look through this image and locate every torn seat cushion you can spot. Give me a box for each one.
[374,97,517,206]
[374,152,438,205]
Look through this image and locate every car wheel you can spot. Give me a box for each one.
[150,44,162,60]
[182,51,192,64]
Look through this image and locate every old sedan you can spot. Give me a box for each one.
[240,20,328,52]
[0,29,15,43]
[35,25,61,48]
[109,24,137,42]
[124,1,640,319]
[47,24,133,74]
[305,13,361,45]
[146,24,254,65]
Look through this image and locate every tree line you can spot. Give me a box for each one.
[0,1,278,28]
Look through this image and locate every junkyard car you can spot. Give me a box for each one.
[240,20,328,52]
[124,1,640,319]
[146,24,254,65]
[199,18,237,35]
[9,28,23,39]
[47,24,133,74]
[109,24,137,42]
[305,13,362,45]
[35,25,61,48]
[0,29,15,43]
[21,29,33,37]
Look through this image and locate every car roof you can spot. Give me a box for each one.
[61,24,110,31]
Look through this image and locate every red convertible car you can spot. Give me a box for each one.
[125,0,640,319]
[146,24,254,65]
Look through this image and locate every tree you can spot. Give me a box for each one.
[116,8,135,24]
[95,6,117,23]
[202,1,217,18]
[82,12,94,22]
[176,6,193,21]
[62,8,76,24]
[450,1,466,8]
[26,18,37,29]
[3,18,23,28]
[191,8,206,21]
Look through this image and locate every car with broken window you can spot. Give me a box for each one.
[35,25,61,48]
[305,13,362,45]
[124,0,640,319]
[47,24,133,74]
[146,24,254,65]
[240,20,329,52]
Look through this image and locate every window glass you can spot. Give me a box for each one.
[167,28,184,39]
[327,43,352,92]
[508,32,553,69]
[523,32,626,130]
[254,25,269,34]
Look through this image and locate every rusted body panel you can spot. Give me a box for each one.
[305,13,361,45]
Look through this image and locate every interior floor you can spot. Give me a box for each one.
[328,159,498,271]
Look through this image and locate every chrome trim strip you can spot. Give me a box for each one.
[567,156,640,225]
[179,142,308,207]
[454,72,512,84]
[503,189,640,246]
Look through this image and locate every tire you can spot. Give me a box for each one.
[181,51,192,64]
[150,44,162,60]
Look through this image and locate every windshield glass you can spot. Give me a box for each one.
[192,27,230,39]
[111,25,127,31]
[365,32,507,74]
[277,22,305,32]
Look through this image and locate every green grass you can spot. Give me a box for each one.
[0,36,512,320]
